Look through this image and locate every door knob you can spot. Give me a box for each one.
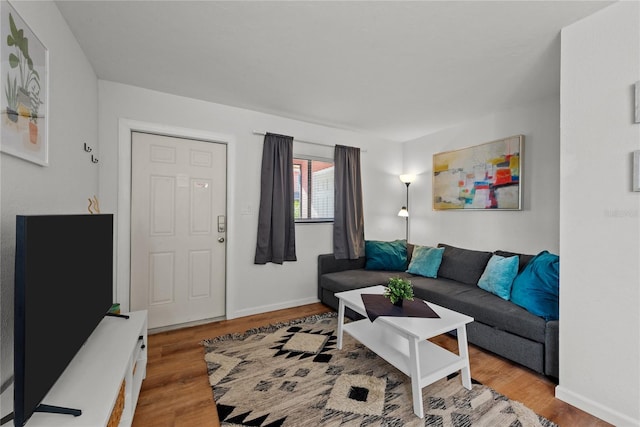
[218,237,225,243]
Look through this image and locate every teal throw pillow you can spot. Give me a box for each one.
[364,240,407,271]
[406,245,444,278]
[477,254,519,300]
[510,251,560,321]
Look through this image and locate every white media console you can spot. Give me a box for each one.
[25,310,148,426]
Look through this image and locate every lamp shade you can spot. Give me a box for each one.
[398,206,409,217]
[399,174,416,184]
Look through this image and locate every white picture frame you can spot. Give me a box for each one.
[633,151,640,192]
[635,81,640,124]
[0,1,49,166]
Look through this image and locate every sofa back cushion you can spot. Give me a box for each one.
[437,243,492,285]
[364,239,407,271]
[406,243,415,263]
[493,250,535,273]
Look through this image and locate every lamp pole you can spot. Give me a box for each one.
[404,182,410,241]
[398,174,414,241]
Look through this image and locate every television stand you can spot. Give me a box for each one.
[35,404,81,417]
[105,312,130,319]
[24,310,147,426]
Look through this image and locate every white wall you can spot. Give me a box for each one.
[97,81,402,320]
[401,96,560,255]
[558,2,640,425]
[0,1,99,418]
[5,2,633,424]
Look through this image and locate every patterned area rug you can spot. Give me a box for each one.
[202,313,557,427]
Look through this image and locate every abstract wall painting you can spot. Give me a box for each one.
[433,135,523,210]
[1,1,48,166]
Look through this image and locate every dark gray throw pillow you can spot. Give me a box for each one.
[437,243,492,285]
[494,250,535,273]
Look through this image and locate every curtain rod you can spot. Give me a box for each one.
[252,130,367,152]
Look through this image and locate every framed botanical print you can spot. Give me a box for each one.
[1,1,48,166]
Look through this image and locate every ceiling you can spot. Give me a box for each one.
[55,1,613,142]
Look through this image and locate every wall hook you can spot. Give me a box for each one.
[84,143,92,153]
[91,155,99,164]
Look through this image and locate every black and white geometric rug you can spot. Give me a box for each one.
[202,313,557,427]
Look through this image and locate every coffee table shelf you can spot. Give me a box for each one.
[336,285,473,419]
[344,319,468,385]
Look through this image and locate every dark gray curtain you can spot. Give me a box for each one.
[254,133,297,264]
[333,145,365,259]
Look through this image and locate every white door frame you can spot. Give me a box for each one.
[116,118,236,316]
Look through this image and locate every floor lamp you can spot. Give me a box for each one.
[397,174,415,241]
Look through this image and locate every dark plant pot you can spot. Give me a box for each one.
[6,108,18,123]
[17,89,30,117]
[393,299,403,307]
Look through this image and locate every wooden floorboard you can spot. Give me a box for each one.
[132,303,611,427]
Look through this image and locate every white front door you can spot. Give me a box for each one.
[130,131,227,329]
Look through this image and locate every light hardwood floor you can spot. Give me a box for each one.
[132,303,611,427]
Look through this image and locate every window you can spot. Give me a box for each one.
[293,156,334,222]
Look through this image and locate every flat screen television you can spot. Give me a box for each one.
[13,214,114,426]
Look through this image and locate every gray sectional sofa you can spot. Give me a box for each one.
[317,243,559,379]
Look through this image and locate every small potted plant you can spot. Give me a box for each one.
[384,277,414,307]
[5,74,18,123]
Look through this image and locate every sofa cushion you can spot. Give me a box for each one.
[364,239,407,271]
[437,244,492,285]
[494,250,535,273]
[511,251,560,321]
[407,243,415,263]
[406,245,444,278]
[477,254,519,300]
[411,276,546,343]
[320,269,414,295]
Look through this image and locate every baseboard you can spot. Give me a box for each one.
[555,385,639,426]
[228,297,322,319]
[148,315,226,334]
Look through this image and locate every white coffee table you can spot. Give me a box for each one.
[336,285,474,418]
